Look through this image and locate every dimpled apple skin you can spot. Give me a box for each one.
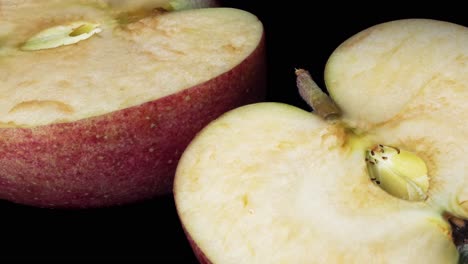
[0,40,265,208]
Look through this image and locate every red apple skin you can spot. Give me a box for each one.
[184,227,213,264]
[0,36,266,209]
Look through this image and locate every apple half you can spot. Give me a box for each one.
[0,2,265,208]
[175,19,468,263]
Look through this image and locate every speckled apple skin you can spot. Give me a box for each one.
[185,228,213,264]
[0,38,266,208]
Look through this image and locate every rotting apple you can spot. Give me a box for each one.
[0,2,265,208]
[175,19,468,263]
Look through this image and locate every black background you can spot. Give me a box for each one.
[1,1,467,263]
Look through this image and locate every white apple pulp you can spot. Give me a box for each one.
[176,103,457,263]
[1,6,261,127]
[175,19,468,263]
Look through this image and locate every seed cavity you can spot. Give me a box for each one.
[21,21,102,51]
[366,144,429,201]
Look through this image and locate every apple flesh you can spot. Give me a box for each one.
[0,0,218,52]
[325,19,468,218]
[175,19,467,263]
[0,6,265,208]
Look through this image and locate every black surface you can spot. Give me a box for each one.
[1,2,468,263]
[0,196,190,262]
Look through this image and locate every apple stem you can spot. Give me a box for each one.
[295,68,341,121]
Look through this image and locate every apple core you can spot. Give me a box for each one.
[297,69,431,203]
[366,144,429,202]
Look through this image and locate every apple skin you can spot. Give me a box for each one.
[185,230,212,264]
[0,36,266,209]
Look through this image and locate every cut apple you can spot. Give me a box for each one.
[175,19,467,263]
[0,0,218,52]
[0,3,265,207]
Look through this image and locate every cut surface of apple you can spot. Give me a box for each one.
[1,5,258,127]
[0,3,265,207]
[0,0,217,52]
[175,19,467,263]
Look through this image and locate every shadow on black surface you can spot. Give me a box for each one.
[0,195,197,262]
